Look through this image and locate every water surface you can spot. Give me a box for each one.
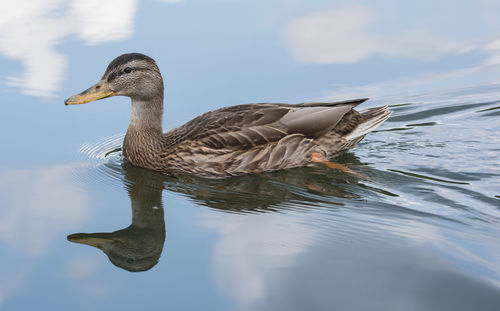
[3,85,500,310]
[1,1,500,310]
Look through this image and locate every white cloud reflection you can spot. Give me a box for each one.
[0,0,138,97]
[0,163,90,307]
[284,3,499,64]
[320,64,500,103]
[0,164,90,255]
[201,212,315,303]
[65,256,101,279]
[281,2,500,102]
[202,209,500,310]
[284,7,465,64]
[70,0,138,45]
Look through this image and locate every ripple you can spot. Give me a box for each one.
[388,102,493,122]
[75,133,128,190]
[79,133,124,159]
[476,105,500,113]
[388,169,470,185]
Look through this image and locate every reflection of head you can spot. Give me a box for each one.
[68,164,166,272]
[68,218,164,272]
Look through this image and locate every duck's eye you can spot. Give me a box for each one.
[124,67,132,74]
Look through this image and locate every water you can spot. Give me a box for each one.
[2,1,500,310]
[3,86,500,311]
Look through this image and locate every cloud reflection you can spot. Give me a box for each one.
[0,0,137,97]
[202,212,315,303]
[284,6,464,64]
[70,0,138,45]
[202,204,500,310]
[284,3,500,64]
[0,164,90,255]
[0,163,90,307]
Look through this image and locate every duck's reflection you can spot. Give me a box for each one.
[68,152,365,272]
[163,151,366,212]
[68,165,166,272]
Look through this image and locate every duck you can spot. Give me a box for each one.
[65,53,391,178]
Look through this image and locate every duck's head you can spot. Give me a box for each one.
[64,53,164,105]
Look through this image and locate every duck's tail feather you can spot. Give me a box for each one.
[299,98,369,107]
[345,105,392,141]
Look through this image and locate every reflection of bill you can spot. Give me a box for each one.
[0,0,137,96]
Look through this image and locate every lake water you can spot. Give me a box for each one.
[1,1,500,310]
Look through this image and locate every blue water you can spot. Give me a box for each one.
[1,1,500,310]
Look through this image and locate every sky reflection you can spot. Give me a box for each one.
[0,0,137,97]
[1,0,500,99]
[0,163,90,307]
[0,164,90,255]
[201,200,500,310]
[284,2,500,64]
[202,211,316,303]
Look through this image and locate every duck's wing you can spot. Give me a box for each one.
[168,98,368,150]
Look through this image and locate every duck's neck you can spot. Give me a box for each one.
[129,95,164,133]
[123,95,165,166]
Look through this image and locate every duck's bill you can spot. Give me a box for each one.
[64,80,115,105]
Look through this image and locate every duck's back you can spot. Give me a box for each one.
[151,99,390,178]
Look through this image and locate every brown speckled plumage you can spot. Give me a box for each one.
[66,53,392,178]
